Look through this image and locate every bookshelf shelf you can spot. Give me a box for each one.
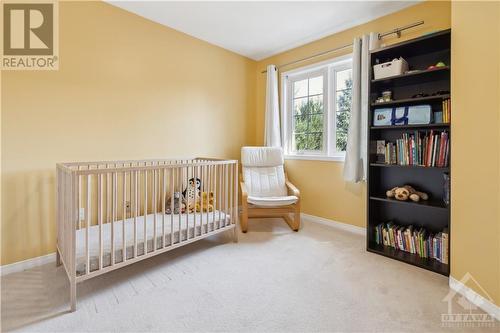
[369,163,449,171]
[371,94,450,107]
[367,29,451,276]
[370,123,449,130]
[371,66,450,84]
[369,195,448,210]
[367,243,449,276]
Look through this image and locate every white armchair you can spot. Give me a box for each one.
[240,147,300,232]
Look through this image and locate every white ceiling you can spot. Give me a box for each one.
[108,1,419,60]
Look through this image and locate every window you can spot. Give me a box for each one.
[282,56,352,161]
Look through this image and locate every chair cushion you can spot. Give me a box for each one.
[241,146,287,197]
[247,195,298,207]
[241,147,284,167]
[243,166,287,197]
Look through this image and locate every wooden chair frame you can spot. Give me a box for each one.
[240,173,300,232]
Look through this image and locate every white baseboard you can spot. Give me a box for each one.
[449,276,500,320]
[0,252,56,276]
[301,213,365,236]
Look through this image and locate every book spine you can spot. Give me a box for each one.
[438,132,445,167]
[442,231,449,264]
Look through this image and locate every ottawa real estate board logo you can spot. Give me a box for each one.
[1,1,58,70]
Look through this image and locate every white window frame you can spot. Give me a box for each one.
[281,54,352,162]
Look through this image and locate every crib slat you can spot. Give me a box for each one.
[170,169,174,246]
[134,171,138,258]
[63,172,67,267]
[218,165,222,229]
[98,174,103,270]
[211,165,215,230]
[71,173,78,309]
[153,169,157,251]
[229,164,232,228]
[162,168,166,248]
[193,165,198,237]
[206,165,211,233]
[207,164,211,233]
[234,163,238,229]
[111,172,117,266]
[200,165,204,234]
[74,171,82,269]
[122,172,127,262]
[178,167,181,242]
[75,173,80,279]
[233,163,236,226]
[144,170,148,254]
[86,175,91,274]
[106,169,110,234]
[225,164,228,227]
[184,166,189,240]
[204,165,208,234]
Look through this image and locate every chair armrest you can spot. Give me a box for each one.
[240,181,249,202]
[285,180,300,198]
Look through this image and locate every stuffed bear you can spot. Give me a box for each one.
[166,192,186,214]
[195,192,214,213]
[386,185,429,202]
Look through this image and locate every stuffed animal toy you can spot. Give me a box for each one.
[183,177,202,210]
[195,192,214,212]
[386,185,429,202]
[166,192,186,214]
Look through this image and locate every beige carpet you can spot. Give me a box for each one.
[1,218,497,332]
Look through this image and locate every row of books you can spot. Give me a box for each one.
[374,222,449,264]
[376,130,449,167]
[442,98,451,123]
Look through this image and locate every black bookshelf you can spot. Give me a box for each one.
[367,29,451,276]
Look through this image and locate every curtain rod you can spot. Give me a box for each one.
[261,20,424,74]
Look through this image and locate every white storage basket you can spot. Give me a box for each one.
[373,58,409,80]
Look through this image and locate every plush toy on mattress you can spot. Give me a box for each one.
[166,192,186,214]
[183,177,202,213]
[195,192,214,212]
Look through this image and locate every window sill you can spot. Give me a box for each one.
[284,154,345,162]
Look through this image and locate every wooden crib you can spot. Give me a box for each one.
[56,158,238,311]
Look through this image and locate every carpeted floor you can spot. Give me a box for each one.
[1,218,497,332]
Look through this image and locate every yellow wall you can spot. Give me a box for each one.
[0,1,256,265]
[255,1,451,227]
[450,0,500,306]
[2,0,499,310]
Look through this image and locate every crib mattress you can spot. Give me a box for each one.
[75,210,230,275]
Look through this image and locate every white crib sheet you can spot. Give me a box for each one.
[75,210,230,275]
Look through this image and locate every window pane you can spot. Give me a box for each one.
[293,97,308,116]
[294,133,307,151]
[336,130,348,152]
[288,71,329,153]
[293,79,308,98]
[308,95,323,114]
[336,111,350,152]
[336,69,352,91]
[336,111,350,133]
[309,114,324,132]
[309,76,323,95]
[306,133,323,151]
[336,90,351,112]
[294,115,308,133]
